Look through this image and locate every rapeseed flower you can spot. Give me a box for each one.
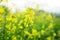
[18,20,23,25]
[28,34,33,39]
[12,17,17,23]
[25,15,30,19]
[11,26,16,32]
[19,25,23,29]
[12,35,17,40]
[24,22,28,28]
[46,14,52,20]
[32,29,38,36]
[48,23,54,28]
[25,24,28,28]
[6,15,12,21]
[41,29,45,35]
[0,15,3,21]
[24,30,30,35]
[30,20,33,26]
[25,8,35,16]
[0,6,5,14]
[5,24,11,30]
[24,18,28,22]
[47,37,51,40]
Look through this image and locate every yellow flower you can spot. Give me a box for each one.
[47,37,51,40]
[12,36,17,40]
[30,10,35,15]
[25,8,31,14]
[11,26,16,31]
[2,0,8,2]
[30,20,33,26]
[28,34,33,39]
[0,15,3,21]
[24,18,27,22]
[6,15,12,21]
[53,32,56,37]
[18,20,23,25]
[48,23,54,28]
[32,29,38,35]
[25,8,35,16]
[46,14,52,20]
[16,13,20,17]
[19,25,23,29]
[0,7,5,14]
[41,29,45,35]
[24,23,28,28]
[25,24,28,28]
[25,15,30,19]
[5,24,11,30]
[24,30,30,35]
[12,17,17,23]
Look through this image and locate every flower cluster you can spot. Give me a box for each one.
[0,5,60,40]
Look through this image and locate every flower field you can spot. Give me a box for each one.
[0,5,60,40]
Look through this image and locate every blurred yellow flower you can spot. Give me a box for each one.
[28,34,33,39]
[30,20,33,26]
[2,0,8,2]
[0,15,3,21]
[25,15,30,19]
[16,13,20,17]
[47,37,51,40]
[25,24,28,28]
[18,20,23,25]
[30,10,35,15]
[12,17,17,23]
[5,24,11,30]
[32,29,38,35]
[12,36,17,40]
[48,23,54,28]
[46,14,52,20]
[19,25,23,29]
[53,32,56,37]
[25,8,35,16]
[24,30,30,35]
[24,23,28,28]
[6,15,12,21]
[0,7,5,14]
[41,29,45,35]
[11,26,16,31]
[24,18,27,22]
